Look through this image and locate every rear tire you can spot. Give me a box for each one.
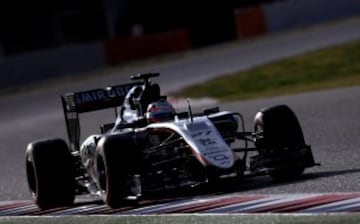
[26,139,75,209]
[254,105,306,181]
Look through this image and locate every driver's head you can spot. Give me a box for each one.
[146,99,175,123]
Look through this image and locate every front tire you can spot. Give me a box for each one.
[95,134,141,208]
[254,105,308,181]
[26,139,75,209]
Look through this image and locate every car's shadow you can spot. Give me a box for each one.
[203,168,360,196]
[145,168,360,199]
[304,168,360,179]
[74,168,360,209]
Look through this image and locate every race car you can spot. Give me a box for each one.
[25,73,319,209]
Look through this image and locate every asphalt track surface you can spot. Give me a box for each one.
[0,17,359,204]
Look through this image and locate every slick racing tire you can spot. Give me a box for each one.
[95,134,141,208]
[26,139,75,209]
[254,105,306,181]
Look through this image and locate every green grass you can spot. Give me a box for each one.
[1,214,360,224]
[175,40,360,101]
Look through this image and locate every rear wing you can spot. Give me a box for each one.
[61,82,141,151]
[62,82,142,113]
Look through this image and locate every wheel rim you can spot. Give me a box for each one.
[96,155,107,193]
[26,156,37,198]
[255,123,266,153]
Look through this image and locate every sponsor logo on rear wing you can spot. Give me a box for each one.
[63,82,142,113]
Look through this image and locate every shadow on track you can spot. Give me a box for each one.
[70,168,360,209]
[202,168,360,196]
[304,168,360,179]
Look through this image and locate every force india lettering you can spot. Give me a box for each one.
[197,138,217,146]
[191,129,233,167]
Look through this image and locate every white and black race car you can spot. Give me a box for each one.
[25,73,319,209]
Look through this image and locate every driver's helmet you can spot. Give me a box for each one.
[145,99,175,123]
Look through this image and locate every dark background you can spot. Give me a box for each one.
[0,0,279,55]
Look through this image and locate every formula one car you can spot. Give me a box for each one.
[25,73,319,209]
